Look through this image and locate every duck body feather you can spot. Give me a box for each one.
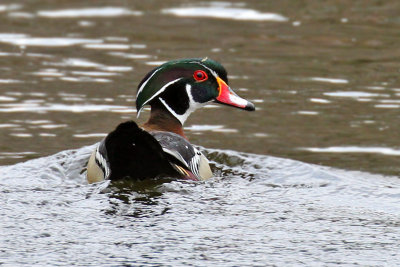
[86,121,211,183]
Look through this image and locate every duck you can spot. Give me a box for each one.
[86,58,255,183]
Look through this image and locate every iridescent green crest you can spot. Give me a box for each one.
[135,58,227,116]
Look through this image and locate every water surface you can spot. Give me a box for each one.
[1,1,400,265]
[1,145,399,266]
[0,1,399,175]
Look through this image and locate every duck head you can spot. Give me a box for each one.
[136,58,255,125]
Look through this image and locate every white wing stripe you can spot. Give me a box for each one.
[189,152,201,178]
[95,146,110,179]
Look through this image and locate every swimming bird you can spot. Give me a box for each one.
[86,58,255,183]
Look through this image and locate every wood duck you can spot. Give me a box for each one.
[86,58,255,183]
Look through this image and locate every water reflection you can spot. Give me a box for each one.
[309,77,348,84]
[1,137,400,265]
[324,91,388,98]
[0,4,22,13]
[0,33,103,47]
[1,1,400,265]
[0,103,134,113]
[37,7,142,18]
[300,146,400,156]
[162,2,288,22]
[0,0,399,175]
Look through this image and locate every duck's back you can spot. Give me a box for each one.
[86,121,212,183]
[150,131,212,180]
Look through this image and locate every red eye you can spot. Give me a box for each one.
[193,70,208,81]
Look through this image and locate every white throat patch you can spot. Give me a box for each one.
[159,83,206,125]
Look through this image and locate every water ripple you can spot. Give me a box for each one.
[0,4,21,12]
[162,3,288,22]
[82,43,131,50]
[310,77,349,84]
[299,146,400,156]
[0,33,102,47]
[324,91,389,98]
[0,103,134,113]
[37,7,142,18]
[1,145,399,266]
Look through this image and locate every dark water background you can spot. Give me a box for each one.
[0,1,400,266]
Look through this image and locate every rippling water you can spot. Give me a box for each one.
[1,146,399,266]
[1,1,400,265]
[0,0,399,175]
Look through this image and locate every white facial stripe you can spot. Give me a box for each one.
[138,60,218,102]
[159,97,187,125]
[158,83,206,125]
[137,60,219,120]
[136,67,163,99]
[186,83,207,111]
[137,78,182,117]
[188,61,219,79]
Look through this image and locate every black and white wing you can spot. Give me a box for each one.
[150,131,213,180]
[87,121,182,182]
